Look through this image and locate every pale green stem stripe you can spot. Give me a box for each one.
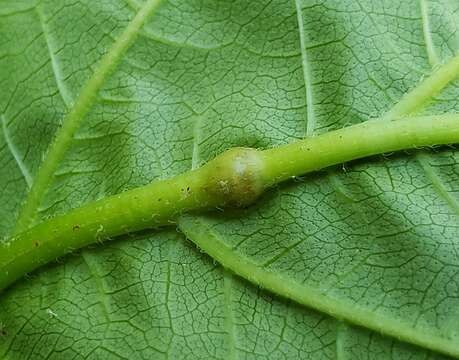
[13,0,163,234]
[383,54,459,119]
[1,114,458,294]
[178,215,459,359]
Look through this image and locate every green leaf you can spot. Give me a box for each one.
[0,0,458,359]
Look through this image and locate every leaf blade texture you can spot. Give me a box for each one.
[0,0,458,359]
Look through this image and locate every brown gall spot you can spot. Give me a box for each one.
[205,147,265,207]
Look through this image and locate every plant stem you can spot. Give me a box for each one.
[1,114,458,292]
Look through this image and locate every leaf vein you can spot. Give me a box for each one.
[13,0,164,233]
[420,0,440,67]
[81,251,111,322]
[36,4,72,108]
[1,115,32,189]
[223,273,238,360]
[294,0,316,136]
[179,216,459,358]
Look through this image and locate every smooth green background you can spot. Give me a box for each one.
[0,0,458,358]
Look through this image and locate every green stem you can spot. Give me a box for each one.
[260,114,459,184]
[13,0,164,234]
[1,114,458,292]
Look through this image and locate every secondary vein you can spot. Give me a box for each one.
[294,0,316,136]
[383,54,459,119]
[178,216,459,359]
[36,3,72,108]
[392,6,459,218]
[13,0,164,234]
[1,115,32,188]
[420,0,440,67]
[223,273,238,360]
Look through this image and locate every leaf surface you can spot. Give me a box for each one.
[0,0,458,358]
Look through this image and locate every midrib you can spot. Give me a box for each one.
[8,0,459,356]
[180,1,459,357]
[13,0,163,234]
